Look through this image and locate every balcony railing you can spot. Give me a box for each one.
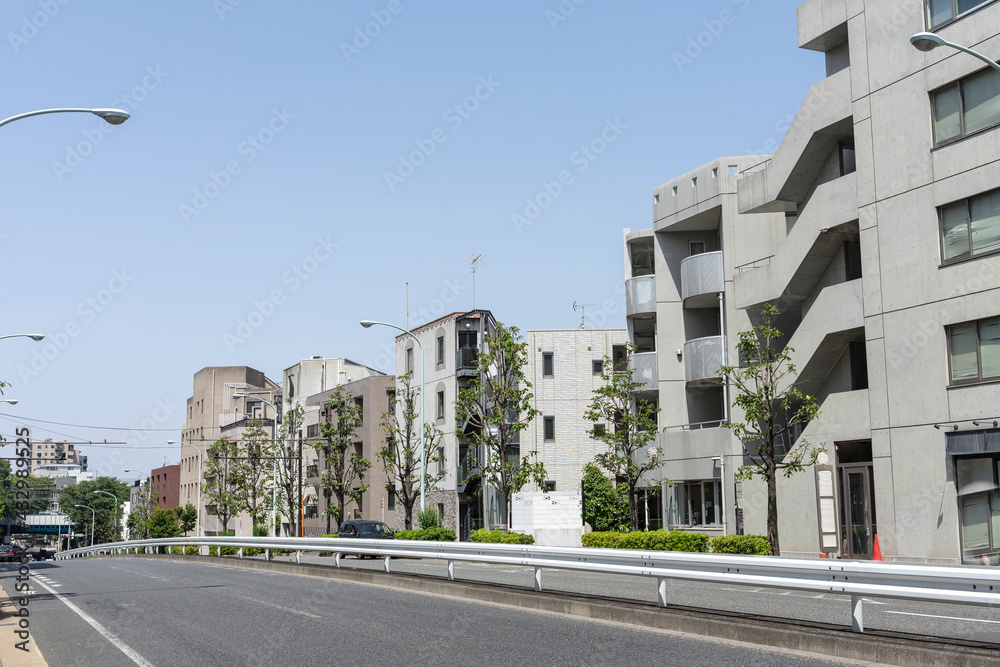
[684,335,725,386]
[456,348,478,374]
[456,454,481,493]
[631,351,657,391]
[625,275,656,317]
[680,251,724,307]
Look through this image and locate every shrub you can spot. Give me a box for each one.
[169,546,200,555]
[318,533,338,556]
[395,528,456,542]
[582,530,709,553]
[208,530,239,557]
[469,529,534,545]
[709,534,771,555]
[581,463,629,532]
[417,507,442,529]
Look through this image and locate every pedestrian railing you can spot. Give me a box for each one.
[56,536,1000,634]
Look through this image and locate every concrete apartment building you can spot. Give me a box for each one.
[522,329,629,496]
[28,440,83,474]
[179,366,281,536]
[390,309,499,539]
[151,463,180,510]
[303,374,395,535]
[631,0,1000,564]
[282,357,384,536]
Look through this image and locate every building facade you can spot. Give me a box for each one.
[28,440,83,475]
[522,328,629,496]
[632,0,1000,564]
[151,463,180,510]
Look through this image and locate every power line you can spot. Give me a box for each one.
[0,413,177,431]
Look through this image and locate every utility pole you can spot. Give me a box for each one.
[298,428,304,538]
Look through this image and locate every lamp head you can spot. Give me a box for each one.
[3,399,17,405]
[28,334,44,341]
[360,320,376,328]
[910,32,946,52]
[91,108,130,125]
[934,424,941,429]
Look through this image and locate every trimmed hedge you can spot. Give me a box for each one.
[169,546,200,555]
[709,534,771,555]
[318,534,337,556]
[208,530,239,556]
[469,529,534,545]
[582,530,709,553]
[396,528,456,542]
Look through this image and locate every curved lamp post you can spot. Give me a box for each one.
[232,394,279,536]
[168,440,202,537]
[360,319,425,513]
[910,32,1000,73]
[94,490,119,542]
[74,504,95,547]
[0,399,18,405]
[0,334,44,342]
[0,108,130,130]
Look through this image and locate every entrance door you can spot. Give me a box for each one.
[840,465,873,559]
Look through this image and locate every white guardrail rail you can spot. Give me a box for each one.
[56,536,1000,634]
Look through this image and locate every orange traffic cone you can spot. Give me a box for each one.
[872,534,883,561]
[819,552,827,558]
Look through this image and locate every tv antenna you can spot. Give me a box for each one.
[466,254,484,309]
[573,301,598,329]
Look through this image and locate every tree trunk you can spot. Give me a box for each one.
[628,481,639,532]
[766,463,780,556]
[404,503,412,530]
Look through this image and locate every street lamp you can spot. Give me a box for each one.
[0,108,130,130]
[0,400,18,405]
[94,490,119,542]
[910,32,1000,74]
[168,440,202,537]
[74,504,95,547]
[361,319,426,513]
[0,334,44,341]
[232,393,279,536]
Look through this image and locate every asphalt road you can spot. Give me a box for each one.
[1,558,867,667]
[274,553,1000,644]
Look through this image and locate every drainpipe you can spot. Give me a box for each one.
[718,292,729,425]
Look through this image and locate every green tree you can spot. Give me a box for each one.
[22,476,56,515]
[203,436,243,533]
[719,303,823,556]
[232,419,273,530]
[174,503,198,535]
[274,402,305,537]
[126,479,154,540]
[148,507,181,538]
[59,477,129,544]
[581,463,629,532]
[315,386,370,533]
[454,322,546,528]
[377,373,445,530]
[584,343,662,532]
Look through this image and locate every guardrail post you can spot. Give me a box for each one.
[534,567,542,592]
[296,550,301,564]
[657,578,668,608]
[851,595,864,633]
[238,547,243,559]
[447,560,455,581]
[265,548,270,561]
[335,552,341,568]
[383,556,390,573]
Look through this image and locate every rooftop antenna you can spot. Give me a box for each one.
[466,254,484,310]
[573,301,598,329]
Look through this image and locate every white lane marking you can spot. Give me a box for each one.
[884,611,1000,625]
[31,576,155,667]
[227,593,320,619]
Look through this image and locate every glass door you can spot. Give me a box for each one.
[840,465,873,559]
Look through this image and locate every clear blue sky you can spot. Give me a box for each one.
[0,0,821,479]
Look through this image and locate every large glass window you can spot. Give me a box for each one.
[955,454,1000,563]
[667,480,722,527]
[948,316,1000,383]
[932,66,1000,145]
[928,0,995,28]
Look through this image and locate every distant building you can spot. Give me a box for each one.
[151,463,180,510]
[29,440,83,475]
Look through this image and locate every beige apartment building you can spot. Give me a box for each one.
[629,0,1000,564]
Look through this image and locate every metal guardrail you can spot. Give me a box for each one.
[56,536,1000,634]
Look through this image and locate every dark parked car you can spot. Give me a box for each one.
[0,545,24,562]
[338,520,395,558]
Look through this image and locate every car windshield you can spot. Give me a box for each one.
[360,523,391,535]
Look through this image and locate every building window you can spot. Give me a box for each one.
[592,424,606,438]
[354,397,364,425]
[955,453,1000,564]
[667,481,722,527]
[927,0,995,29]
[932,65,1000,146]
[592,359,603,375]
[948,317,1000,384]
[689,241,705,255]
[543,480,556,492]
[671,186,678,196]
[544,416,555,441]
[436,390,445,420]
[711,167,718,178]
[406,347,413,373]
[307,424,319,438]
[388,487,395,510]
[940,189,1000,263]
[542,352,554,377]
[436,335,445,365]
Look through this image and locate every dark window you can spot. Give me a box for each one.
[542,481,556,492]
[849,342,869,390]
[543,416,555,441]
[689,241,705,256]
[354,397,364,425]
[437,390,445,420]
[542,353,554,377]
[844,240,863,280]
[927,0,995,29]
[458,330,477,349]
[838,142,856,176]
[593,424,606,438]
[388,488,395,510]
[940,189,1000,263]
[406,347,413,373]
[436,336,445,365]
[592,360,603,375]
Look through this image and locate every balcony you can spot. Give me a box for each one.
[684,335,725,386]
[625,275,656,317]
[456,348,478,376]
[631,351,658,391]
[681,251,724,308]
[456,454,481,494]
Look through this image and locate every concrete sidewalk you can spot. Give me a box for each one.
[0,569,48,667]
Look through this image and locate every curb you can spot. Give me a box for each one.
[0,567,48,667]
[99,553,1000,667]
